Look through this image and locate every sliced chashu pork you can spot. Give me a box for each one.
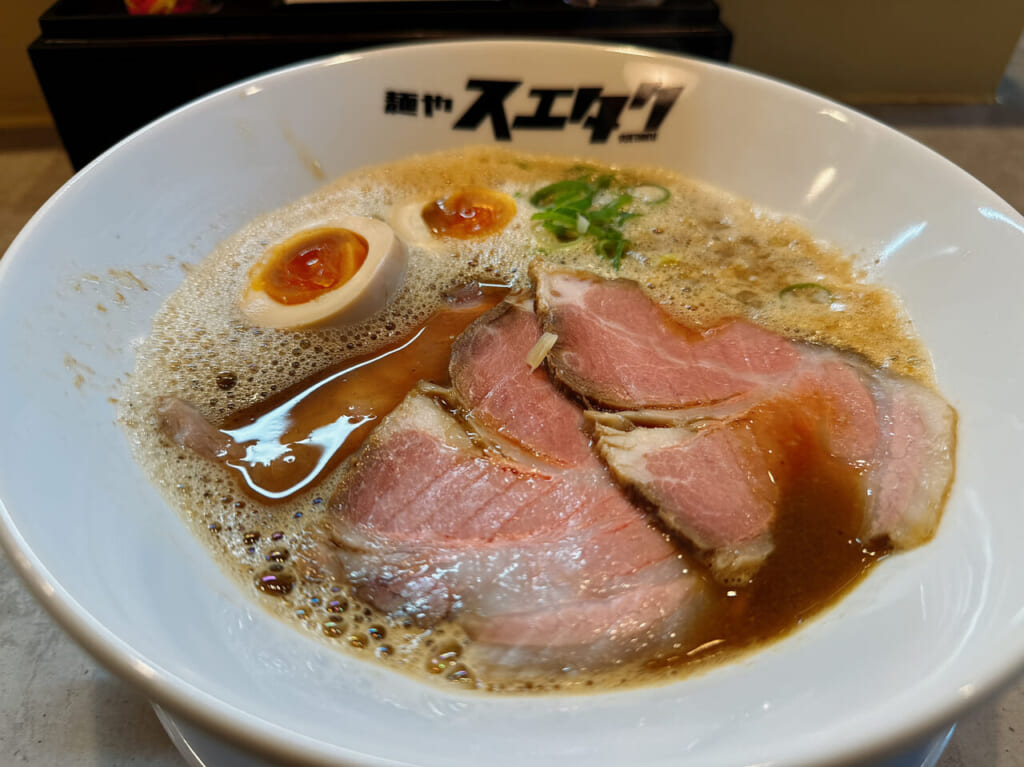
[533,264,956,584]
[862,374,957,547]
[448,300,593,467]
[328,302,705,669]
[532,264,804,410]
[593,415,779,585]
[590,363,879,584]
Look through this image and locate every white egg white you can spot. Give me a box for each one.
[238,215,407,330]
[388,196,447,253]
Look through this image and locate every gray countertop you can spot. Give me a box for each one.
[2,47,1024,767]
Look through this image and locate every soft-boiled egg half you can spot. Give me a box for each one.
[389,187,517,250]
[239,216,407,329]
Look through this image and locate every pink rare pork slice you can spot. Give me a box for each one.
[533,264,956,584]
[328,301,706,669]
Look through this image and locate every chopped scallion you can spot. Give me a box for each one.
[629,184,671,204]
[529,172,665,269]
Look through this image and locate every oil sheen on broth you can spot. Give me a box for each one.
[120,147,934,693]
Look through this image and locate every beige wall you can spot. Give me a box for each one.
[0,0,53,129]
[719,0,1024,102]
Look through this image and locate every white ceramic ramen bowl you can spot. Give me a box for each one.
[2,39,1023,767]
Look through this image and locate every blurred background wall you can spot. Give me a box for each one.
[2,0,1023,136]
[1,0,54,133]
[719,0,1024,103]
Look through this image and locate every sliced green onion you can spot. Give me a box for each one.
[532,209,578,228]
[630,184,671,204]
[525,332,559,372]
[530,179,592,208]
[591,193,633,222]
[610,240,626,269]
[529,172,641,269]
[532,222,583,250]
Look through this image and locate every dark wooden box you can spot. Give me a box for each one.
[30,0,731,169]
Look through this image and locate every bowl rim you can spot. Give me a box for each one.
[3,36,1024,767]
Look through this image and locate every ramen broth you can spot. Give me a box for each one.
[121,147,935,692]
[196,285,509,502]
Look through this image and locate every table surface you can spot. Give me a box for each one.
[2,42,1024,767]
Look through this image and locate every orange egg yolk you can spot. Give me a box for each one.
[421,187,516,240]
[253,228,368,306]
